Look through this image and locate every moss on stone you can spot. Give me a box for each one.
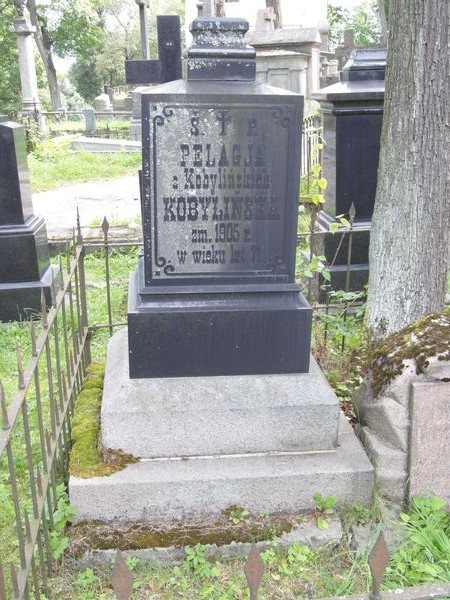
[68,514,297,554]
[370,311,450,398]
[70,362,138,478]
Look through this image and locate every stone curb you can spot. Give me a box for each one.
[76,517,342,569]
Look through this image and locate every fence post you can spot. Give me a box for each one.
[77,210,91,366]
[102,217,113,337]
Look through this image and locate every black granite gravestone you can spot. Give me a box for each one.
[125,15,182,85]
[128,17,311,378]
[0,120,58,321]
[312,49,386,294]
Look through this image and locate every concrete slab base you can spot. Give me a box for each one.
[102,329,340,457]
[70,414,373,522]
[70,327,373,522]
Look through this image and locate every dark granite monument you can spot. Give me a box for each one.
[70,19,373,523]
[127,15,182,142]
[125,15,182,86]
[0,120,58,321]
[312,49,386,293]
[128,17,311,378]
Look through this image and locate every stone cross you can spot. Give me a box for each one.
[125,15,181,85]
[255,7,276,32]
[135,0,150,60]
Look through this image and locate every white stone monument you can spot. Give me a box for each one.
[13,15,42,121]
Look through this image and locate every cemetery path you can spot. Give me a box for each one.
[32,175,141,239]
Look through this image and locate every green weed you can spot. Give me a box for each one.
[183,544,220,579]
[313,492,337,529]
[385,496,450,587]
[29,149,141,192]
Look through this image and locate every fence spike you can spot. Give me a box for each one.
[40,290,48,329]
[30,319,37,357]
[16,345,25,390]
[349,202,356,223]
[110,550,134,600]
[244,544,264,600]
[368,530,390,600]
[76,206,83,245]
[0,382,9,430]
[102,216,110,238]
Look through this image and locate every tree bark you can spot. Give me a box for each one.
[27,0,62,110]
[366,0,450,336]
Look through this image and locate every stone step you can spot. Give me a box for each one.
[101,329,341,458]
[360,427,406,471]
[70,415,373,522]
[101,330,339,458]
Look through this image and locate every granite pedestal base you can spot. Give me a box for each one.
[316,211,371,301]
[0,214,58,320]
[128,267,312,378]
[69,329,374,522]
[0,264,59,321]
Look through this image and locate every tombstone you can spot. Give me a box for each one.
[129,17,308,377]
[126,15,182,141]
[83,108,96,134]
[246,27,323,96]
[125,16,182,86]
[409,381,450,503]
[0,120,58,321]
[13,15,43,129]
[312,48,386,295]
[70,18,373,524]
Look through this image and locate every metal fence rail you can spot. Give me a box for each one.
[0,236,90,599]
[301,114,322,179]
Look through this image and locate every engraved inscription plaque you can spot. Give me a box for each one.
[141,94,302,286]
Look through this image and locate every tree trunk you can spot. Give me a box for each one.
[27,0,62,110]
[377,0,388,45]
[366,0,450,336]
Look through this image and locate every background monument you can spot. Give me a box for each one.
[0,119,57,321]
[313,49,386,293]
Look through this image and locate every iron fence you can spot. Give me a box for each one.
[41,110,132,140]
[301,114,322,181]
[0,228,90,599]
